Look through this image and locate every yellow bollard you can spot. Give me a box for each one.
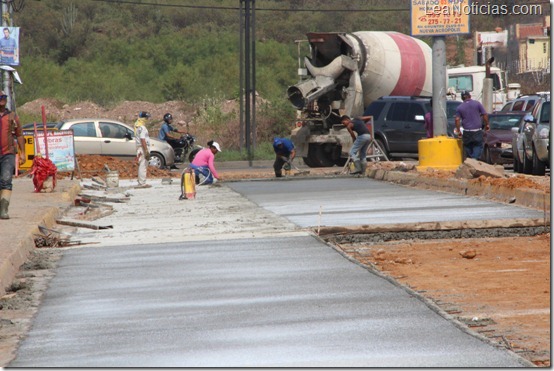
[417,136,463,171]
[181,168,196,200]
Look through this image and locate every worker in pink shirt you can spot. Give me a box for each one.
[190,140,222,184]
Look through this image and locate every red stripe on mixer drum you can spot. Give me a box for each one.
[388,33,427,96]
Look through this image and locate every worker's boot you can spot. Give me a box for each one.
[351,160,362,175]
[360,161,367,176]
[0,190,11,220]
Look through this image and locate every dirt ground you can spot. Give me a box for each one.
[332,235,550,367]
[1,156,551,367]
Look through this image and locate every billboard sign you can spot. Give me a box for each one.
[411,0,470,36]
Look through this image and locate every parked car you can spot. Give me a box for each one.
[362,96,462,159]
[500,95,539,113]
[480,112,526,165]
[24,118,175,169]
[512,98,550,175]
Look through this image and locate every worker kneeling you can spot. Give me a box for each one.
[273,137,296,177]
[189,141,222,185]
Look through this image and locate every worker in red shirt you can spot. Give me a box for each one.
[0,91,25,219]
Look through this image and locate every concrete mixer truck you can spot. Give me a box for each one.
[288,31,434,167]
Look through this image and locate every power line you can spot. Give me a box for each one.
[89,0,552,13]
[90,0,410,12]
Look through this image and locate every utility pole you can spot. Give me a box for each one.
[239,0,255,166]
[432,36,447,137]
[1,1,12,110]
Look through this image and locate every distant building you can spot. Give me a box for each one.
[513,16,550,73]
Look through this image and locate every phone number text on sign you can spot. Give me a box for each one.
[411,0,470,36]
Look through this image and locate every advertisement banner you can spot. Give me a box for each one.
[411,0,470,36]
[33,130,76,172]
[0,27,19,66]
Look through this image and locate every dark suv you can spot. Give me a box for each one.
[363,96,462,159]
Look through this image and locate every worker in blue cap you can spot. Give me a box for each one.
[272,137,296,177]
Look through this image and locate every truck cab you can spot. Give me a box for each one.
[447,65,507,112]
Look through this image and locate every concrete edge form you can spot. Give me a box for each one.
[317,218,549,235]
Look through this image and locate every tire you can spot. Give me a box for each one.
[188,148,201,163]
[522,149,533,174]
[483,146,492,164]
[148,152,165,169]
[513,151,522,173]
[302,156,319,168]
[532,146,546,176]
[304,144,335,168]
[373,139,389,161]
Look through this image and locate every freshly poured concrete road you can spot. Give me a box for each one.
[228,178,543,227]
[11,178,535,367]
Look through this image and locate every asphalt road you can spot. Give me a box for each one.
[10,178,535,367]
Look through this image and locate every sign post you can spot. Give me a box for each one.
[412,0,470,170]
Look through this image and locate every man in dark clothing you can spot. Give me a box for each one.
[341,115,372,175]
[272,137,295,177]
[158,113,187,147]
[454,91,490,159]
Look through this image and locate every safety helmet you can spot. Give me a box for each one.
[138,111,151,118]
[163,113,173,121]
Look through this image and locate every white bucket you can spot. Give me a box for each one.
[106,171,119,188]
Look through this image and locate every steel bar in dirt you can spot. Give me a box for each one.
[55,219,113,230]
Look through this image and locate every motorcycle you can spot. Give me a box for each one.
[169,133,196,163]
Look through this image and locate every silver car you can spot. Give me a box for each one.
[512,98,550,175]
[44,118,174,169]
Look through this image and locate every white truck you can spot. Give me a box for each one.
[446,65,510,112]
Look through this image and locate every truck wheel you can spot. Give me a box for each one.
[532,146,546,176]
[305,144,334,167]
[302,156,319,168]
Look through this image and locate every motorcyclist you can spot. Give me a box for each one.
[158,113,188,147]
[158,113,188,169]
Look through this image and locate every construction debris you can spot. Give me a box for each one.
[459,249,477,259]
[55,219,113,230]
[34,225,79,248]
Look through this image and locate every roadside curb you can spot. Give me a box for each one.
[0,180,81,296]
[370,169,550,212]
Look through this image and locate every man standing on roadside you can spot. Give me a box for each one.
[0,91,25,219]
[454,91,490,159]
[134,111,151,188]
